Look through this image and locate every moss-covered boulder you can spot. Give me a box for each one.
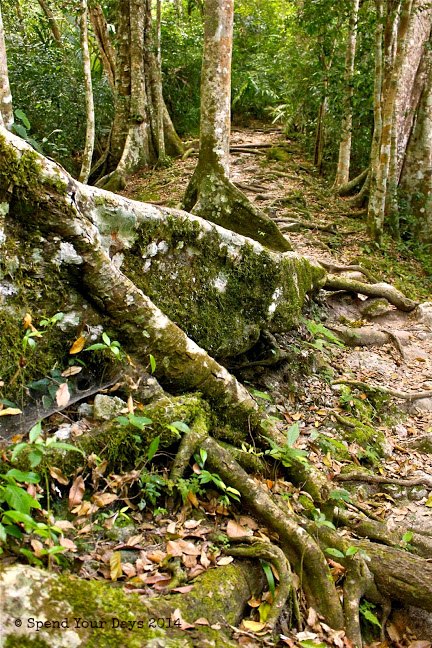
[0,561,264,647]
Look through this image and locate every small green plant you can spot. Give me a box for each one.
[138,472,168,509]
[85,332,124,359]
[400,530,414,551]
[305,319,344,351]
[193,449,241,504]
[359,600,381,629]
[265,423,309,467]
[325,544,370,560]
[11,421,84,470]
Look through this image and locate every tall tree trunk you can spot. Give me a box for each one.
[183,0,290,252]
[333,0,360,188]
[79,0,95,184]
[367,0,414,243]
[0,5,13,131]
[154,0,166,161]
[89,3,116,91]
[97,0,156,191]
[36,0,62,44]
[399,39,432,243]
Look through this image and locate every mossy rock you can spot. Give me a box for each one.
[0,561,264,647]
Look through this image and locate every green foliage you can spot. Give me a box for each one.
[85,332,124,359]
[359,600,381,629]
[265,423,309,467]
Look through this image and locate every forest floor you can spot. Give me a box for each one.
[114,125,432,646]
[4,127,431,648]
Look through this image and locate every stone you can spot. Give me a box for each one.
[93,395,126,421]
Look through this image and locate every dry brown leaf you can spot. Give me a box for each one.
[49,467,69,485]
[91,492,118,507]
[226,519,253,539]
[407,642,431,648]
[69,335,86,354]
[68,476,85,510]
[23,313,33,329]
[122,563,137,578]
[184,519,202,530]
[59,537,77,552]
[126,534,144,547]
[56,382,70,408]
[187,491,199,507]
[61,366,82,377]
[54,520,75,531]
[147,550,166,563]
[182,554,197,569]
[177,539,200,555]
[247,596,262,608]
[110,552,123,581]
[166,522,177,534]
[238,515,259,530]
[216,556,234,566]
[30,539,44,556]
[166,540,183,557]
[194,617,209,625]
[200,549,211,569]
[172,608,194,630]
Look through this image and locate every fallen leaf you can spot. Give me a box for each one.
[59,537,77,552]
[69,336,86,354]
[184,519,202,530]
[172,608,194,630]
[61,366,82,377]
[23,313,33,329]
[216,556,234,566]
[172,585,194,593]
[407,642,432,648]
[147,550,166,563]
[122,563,137,578]
[226,519,253,539]
[126,534,144,546]
[242,620,267,632]
[194,617,210,625]
[91,492,118,507]
[49,467,69,485]
[0,408,22,416]
[68,476,85,510]
[56,382,70,408]
[425,493,432,508]
[110,551,123,581]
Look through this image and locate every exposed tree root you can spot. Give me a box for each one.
[318,261,379,283]
[334,471,432,489]
[323,274,418,311]
[335,168,369,196]
[183,168,292,251]
[276,218,336,233]
[226,537,299,630]
[332,378,432,402]
[202,437,345,629]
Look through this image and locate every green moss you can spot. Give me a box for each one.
[122,215,322,358]
[335,414,385,461]
[266,147,290,162]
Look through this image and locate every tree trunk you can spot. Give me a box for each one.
[89,3,116,91]
[36,0,62,45]
[183,0,290,252]
[97,0,156,191]
[399,39,432,243]
[333,0,360,189]
[0,4,13,131]
[367,0,414,243]
[78,0,95,184]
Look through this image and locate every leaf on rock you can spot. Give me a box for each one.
[69,336,86,354]
[56,382,70,407]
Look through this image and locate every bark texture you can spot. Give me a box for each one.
[78,0,95,184]
[333,0,360,188]
[183,0,290,252]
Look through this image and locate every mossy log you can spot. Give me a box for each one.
[0,561,265,647]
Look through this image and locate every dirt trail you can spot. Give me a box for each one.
[122,125,432,536]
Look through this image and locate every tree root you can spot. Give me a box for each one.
[323,274,418,311]
[202,436,345,629]
[335,168,369,196]
[334,471,432,489]
[183,167,292,251]
[276,218,336,233]
[332,379,432,403]
[226,537,299,630]
[318,261,379,283]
